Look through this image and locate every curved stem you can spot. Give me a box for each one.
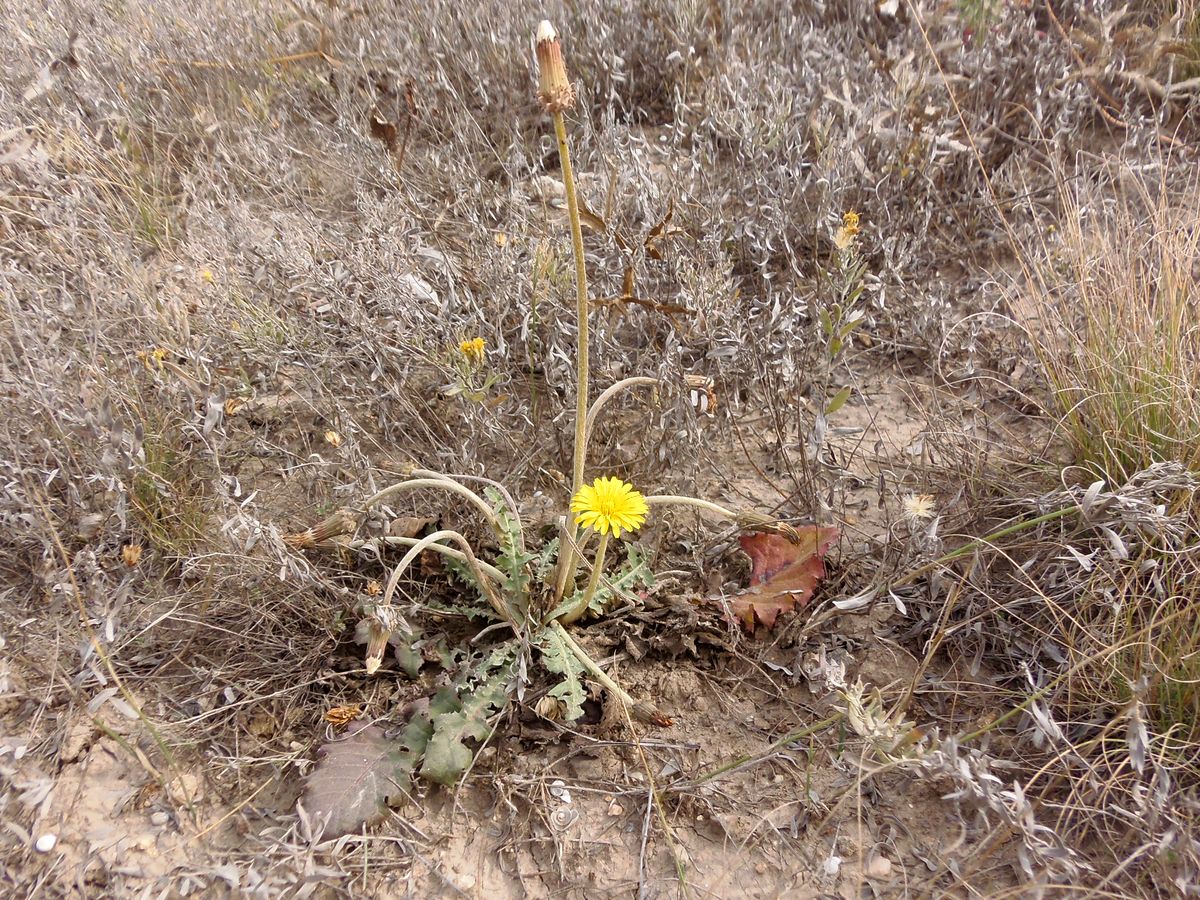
[361,478,501,535]
[350,535,506,583]
[381,529,514,626]
[583,376,658,454]
[548,621,670,726]
[411,469,525,554]
[644,495,739,520]
[558,531,608,625]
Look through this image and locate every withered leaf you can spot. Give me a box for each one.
[301,722,410,838]
[719,527,839,632]
[368,108,398,151]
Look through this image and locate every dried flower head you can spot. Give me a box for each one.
[902,493,937,523]
[534,694,564,721]
[283,507,359,550]
[534,20,575,113]
[458,336,486,366]
[324,704,363,728]
[833,210,862,250]
[571,476,649,538]
[363,604,408,675]
[121,543,143,567]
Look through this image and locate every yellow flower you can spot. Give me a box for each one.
[841,210,861,236]
[571,476,649,538]
[458,337,486,365]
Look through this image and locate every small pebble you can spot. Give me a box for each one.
[35,834,57,853]
[864,854,893,879]
[150,811,169,826]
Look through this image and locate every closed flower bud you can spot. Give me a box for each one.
[535,21,575,113]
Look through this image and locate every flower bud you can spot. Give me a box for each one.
[535,21,575,113]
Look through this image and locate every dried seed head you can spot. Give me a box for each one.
[535,20,575,113]
[283,507,359,549]
[534,694,564,721]
[363,604,405,675]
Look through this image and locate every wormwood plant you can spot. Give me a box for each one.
[294,21,789,823]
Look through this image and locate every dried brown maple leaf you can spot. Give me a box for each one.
[722,527,839,632]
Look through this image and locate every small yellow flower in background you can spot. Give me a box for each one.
[902,493,937,523]
[121,543,143,567]
[135,347,169,371]
[458,337,486,366]
[324,430,343,448]
[494,232,508,247]
[833,210,862,250]
[199,268,214,284]
[571,476,649,538]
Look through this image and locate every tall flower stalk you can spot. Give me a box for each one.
[535,21,588,498]
[536,21,592,606]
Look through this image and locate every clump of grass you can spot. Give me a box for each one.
[1031,171,1200,486]
[125,404,214,560]
[1007,163,1200,885]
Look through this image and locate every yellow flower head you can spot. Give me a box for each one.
[841,210,861,236]
[458,337,486,365]
[570,476,649,538]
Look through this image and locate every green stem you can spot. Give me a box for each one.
[381,529,514,626]
[554,109,589,498]
[688,712,844,786]
[583,377,658,453]
[349,535,506,583]
[559,531,607,625]
[892,504,1081,590]
[362,478,502,536]
[550,107,589,610]
[645,495,739,519]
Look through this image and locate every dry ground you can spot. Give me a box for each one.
[2,0,1199,897]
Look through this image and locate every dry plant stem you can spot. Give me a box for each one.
[558,531,608,626]
[687,712,844,786]
[32,487,195,813]
[381,529,515,625]
[362,477,502,535]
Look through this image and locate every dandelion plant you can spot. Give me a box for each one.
[292,19,801,808]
